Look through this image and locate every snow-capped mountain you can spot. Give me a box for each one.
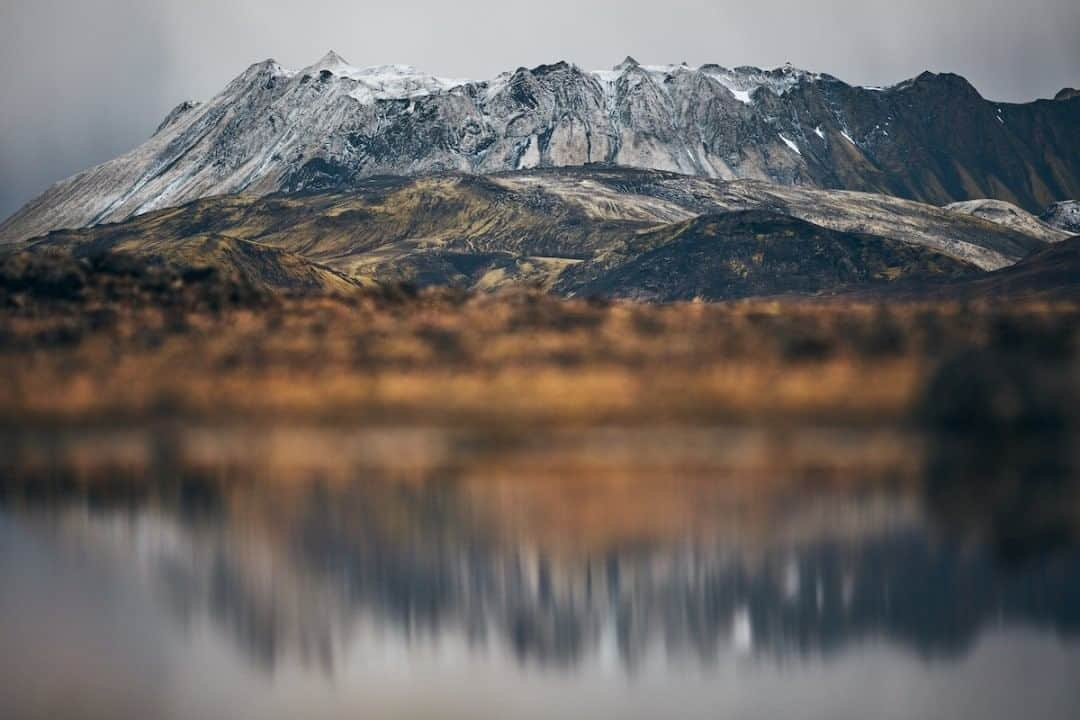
[2,52,1078,243]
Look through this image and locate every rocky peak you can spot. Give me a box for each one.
[531,61,573,76]
[3,53,1078,246]
[910,71,982,98]
[312,50,350,70]
[154,100,202,136]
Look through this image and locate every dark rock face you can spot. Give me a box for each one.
[1,233,355,298]
[1041,201,1080,234]
[847,236,1080,302]
[0,250,270,310]
[2,55,1079,244]
[555,211,976,301]
[949,237,1080,299]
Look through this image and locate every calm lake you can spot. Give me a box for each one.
[2,425,1078,720]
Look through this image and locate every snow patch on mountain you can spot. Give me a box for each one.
[779,134,802,155]
[590,58,818,106]
[301,51,470,105]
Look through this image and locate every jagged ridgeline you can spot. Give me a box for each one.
[2,52,1078,245]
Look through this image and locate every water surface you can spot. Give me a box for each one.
[2,425,1078,720]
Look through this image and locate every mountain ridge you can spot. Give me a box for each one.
[13,166,1065,301]
[2,53,1077,245]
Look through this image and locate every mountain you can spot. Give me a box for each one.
[961,236,1080,299]
[945,199,1068,244]
[866,236,1080,301]
[16,166,1064,301]
[1040,201,1080,234]
[3,234,359,295]
[2,53,1078,244]
[553,211,974,301]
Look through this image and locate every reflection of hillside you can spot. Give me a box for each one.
[924,427,1080,565]
[286,502,1080,666]
[3,425,1077,674]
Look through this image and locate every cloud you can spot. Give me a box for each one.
[0,0,176,222]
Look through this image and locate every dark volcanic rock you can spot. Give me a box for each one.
[556,211,976,301]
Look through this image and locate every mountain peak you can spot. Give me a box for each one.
[154,100,202,136]
[532,60,572,75]
[1054,88,1079,101]
[316,50,350,68]
[246,58,283,73]
[3,54,1077,246]
[229,58,288,87]
[899,71,982,99]
[303,50,355,76]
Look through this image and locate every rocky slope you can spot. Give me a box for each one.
[2,53,1078,244]
[16,166,1063,301]
[554,211,975,301]
[1041,201,1080,234]
[857,236,1080,301]
[958,236,1080,299]
[3,234,358,295]
[945,199,1068,244]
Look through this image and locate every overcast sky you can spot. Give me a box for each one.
[1,0,1077,221]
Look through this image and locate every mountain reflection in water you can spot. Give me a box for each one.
[1,425,1078,720]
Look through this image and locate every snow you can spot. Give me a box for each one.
[589,69,621,104]
[729,88,754,105]
[699,70,760,104]
[814,126,825,140]
[585,61,821,106]
[778,133,802,155]
[483,72,511,102]
[302,52,469,105]
[642,64,683,75]
[841,131,856,145]
[701,65,807,102]
[518,136,540,170]
[346,70,467,105]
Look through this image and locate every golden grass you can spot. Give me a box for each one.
[1,289,1076,427]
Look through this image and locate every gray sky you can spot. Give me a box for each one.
[1,0,1078,221]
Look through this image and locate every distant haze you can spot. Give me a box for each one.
[2,0,1078,222]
